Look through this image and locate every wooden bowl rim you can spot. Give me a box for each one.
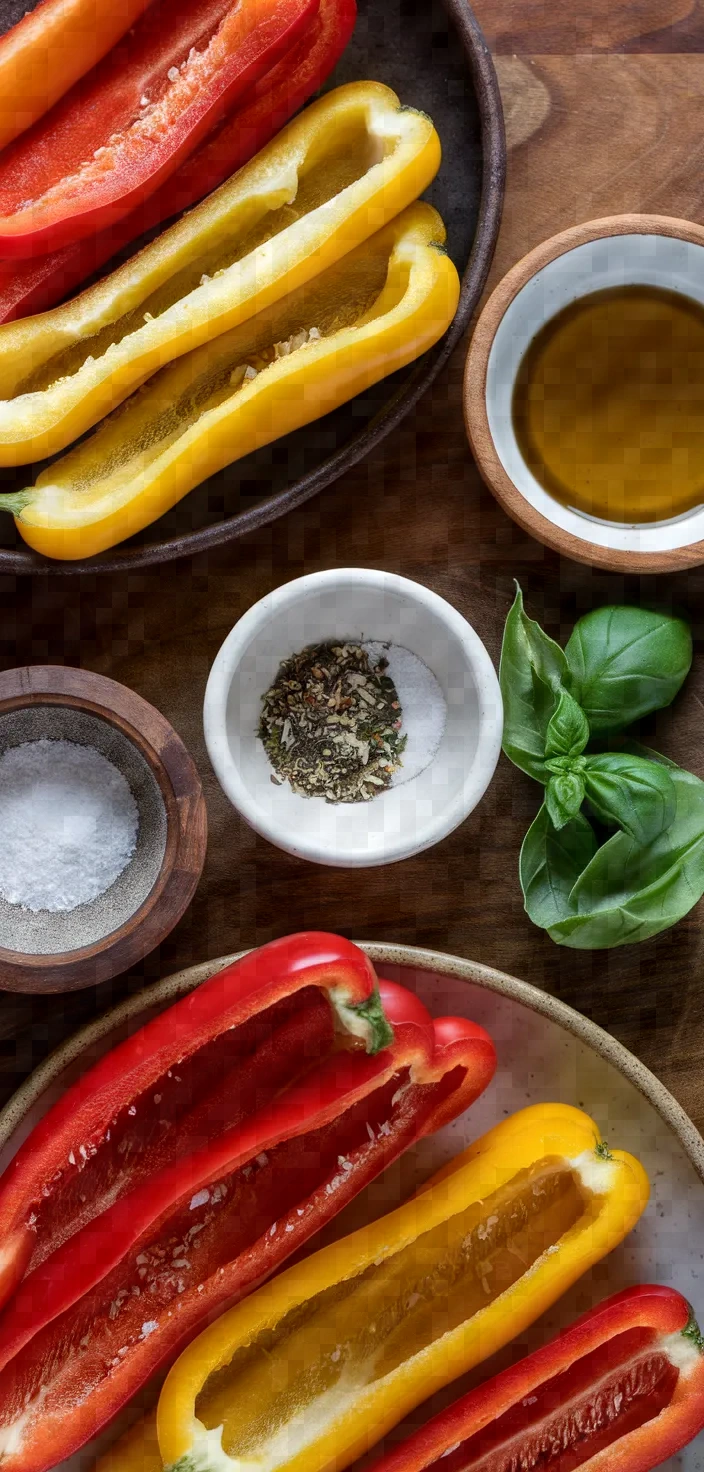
[464,211,704,574]
[0,0,506,577]
[0,940,701,1183]
[0,667,207,993]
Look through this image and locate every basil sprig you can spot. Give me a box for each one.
[500,585,699,950]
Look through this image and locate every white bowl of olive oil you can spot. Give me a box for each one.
[464,213,704,573]
[203,570,503,868]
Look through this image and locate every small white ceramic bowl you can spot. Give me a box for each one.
[203,569,503,867]
[464,213,704,573]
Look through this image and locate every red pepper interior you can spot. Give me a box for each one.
[160,0,354,210]
[0,0,237,217]
[0,1068,465,1466]
[0,0,355,323]
[25,985,334,1272]
[433,1328,679,1472]
[0,0,316,245]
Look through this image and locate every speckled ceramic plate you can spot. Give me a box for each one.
[0,943,702,1471]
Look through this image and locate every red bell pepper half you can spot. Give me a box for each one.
[0,0,355,323]
[0,932,495,1472]
[0,0,154,153]
[0,0,320,257]
[368,1285,704,1472]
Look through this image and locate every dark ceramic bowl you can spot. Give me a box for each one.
[0,0,505,574]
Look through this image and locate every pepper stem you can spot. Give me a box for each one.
[0,491,32,517]
[330,984,394,1055]
[683,1306,704,1354]
[594,1139,613,1161]
[350,986,394,1054]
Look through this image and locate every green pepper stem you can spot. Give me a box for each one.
[0,491,32,516]
[331,983,394,1055]
[348,986,394,1055]
[683,1306,704,1354]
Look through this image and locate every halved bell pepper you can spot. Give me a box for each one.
[366,1285,704,1472]
[0,0,358,324]
[0,933,389,1307]
[0,0,153,153]
[0,933,496,1472]
[0,81,439,466]
[95,1290,702,1472]
[145,1102,648,1472]
[0,0,321,257]
[4,201,459,559]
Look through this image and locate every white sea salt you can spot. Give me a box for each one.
[363,643,447,784]
[0,739,138,913]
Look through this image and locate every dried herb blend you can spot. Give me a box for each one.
[259,642,407,802]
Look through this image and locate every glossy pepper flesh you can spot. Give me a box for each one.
[0,0,358,325]
[0,0,153,154]
[7,201,459,560]
[366,1285,704,1472]
[149,1102,648,1472]
[0,0,320,257]
[0,934,496,1472]
[0,81,439,468]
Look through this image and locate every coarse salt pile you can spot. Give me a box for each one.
[364,643,447,784]
[0,738,139,914]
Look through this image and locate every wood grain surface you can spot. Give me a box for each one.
[2,0,704,1143]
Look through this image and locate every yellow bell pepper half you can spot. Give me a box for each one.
[6,203,459,560]
[0,81,440,467]
[97,1103,648,1472]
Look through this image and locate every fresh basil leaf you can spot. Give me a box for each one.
[621,738,679,770]
[499,584,568,782]
[545,690,589,759]
[565,606,693,733]
[548,768,704,949]
[583,752,676,845]
[545,771,586,830]
[520,804,598,929]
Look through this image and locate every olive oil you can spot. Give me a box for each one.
[512,285,704,523]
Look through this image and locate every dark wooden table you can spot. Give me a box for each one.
[2,0,703,1138]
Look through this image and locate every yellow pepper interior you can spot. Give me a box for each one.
[8,110,396,401]
[26,224,412,514]
[194,1157,593,1469]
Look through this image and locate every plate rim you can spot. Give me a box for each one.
[0,0,506,576]
[1,941,702,1189]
